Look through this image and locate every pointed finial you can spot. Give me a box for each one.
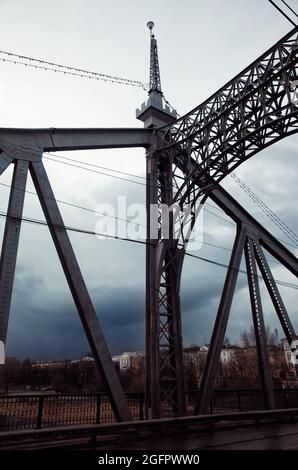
[147,21,155,36]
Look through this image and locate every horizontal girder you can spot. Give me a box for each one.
[0,128,153,155]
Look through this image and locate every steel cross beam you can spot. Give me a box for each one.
[254,241,296,345]
[192,184,298,414]
[30,159,130,421]
[194,224,247,414]
[0,128,153,422]
[0,128,152,152]
[245,237,276,410]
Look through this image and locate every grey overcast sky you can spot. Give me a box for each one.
[0,0,298,359]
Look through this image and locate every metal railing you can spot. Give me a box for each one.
[0,388,297,431]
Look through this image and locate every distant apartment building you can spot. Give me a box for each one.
[281,339,297,379]
[184,345,236,367]
[112,352,145,371]
[32,360,67,369]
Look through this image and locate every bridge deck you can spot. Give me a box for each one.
[0,408,298,450]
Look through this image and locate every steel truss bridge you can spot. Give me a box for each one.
[0,24,298,424]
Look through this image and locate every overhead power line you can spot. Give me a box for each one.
[268,0,297,26]
[0,210,148,246]
[280,0,298,18]
[0,209,296,290]
[1,140,297,251]
[44,155,146,187]
[185,252,298,290]
[0,139,235,218]
[0,180,280,265]
[230,173,298,247]
[0,50,148,90]
[0,181,144,228]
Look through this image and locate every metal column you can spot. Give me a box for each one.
[30,159,130,422]
[244,237,275,410]
[195,224,246,414]
[157,150,185,417]
[0,159,28,345]
[145,145,159,419]
[146,145,186,418]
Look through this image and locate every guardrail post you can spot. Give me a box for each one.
[139,394,144,420]
[237,390,242,412]
[210,396,214,414]
[283,389,288,409]
[36,396,44,429]
[96,395,101,424]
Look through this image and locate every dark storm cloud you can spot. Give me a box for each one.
[6,266,145,359]
[6,256,250,359]
[5,135,298,360]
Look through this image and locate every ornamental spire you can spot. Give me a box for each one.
[147,21,162,95]
[136,21,177,128]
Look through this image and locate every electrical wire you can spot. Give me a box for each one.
[268,0,297,26]
[185,252,298,290]
[44,155,146,187]
[0,209,296,290]
[0,179,281,266]
[0,50,148,90]
[280,0,298,19]
[0,181,144,228]
[1,140,297,251]
[230,173,298,247]
[0,210,148,246]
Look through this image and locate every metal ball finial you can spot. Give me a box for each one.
[147,21,155,32]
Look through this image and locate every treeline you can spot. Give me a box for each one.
[0,357,145,394]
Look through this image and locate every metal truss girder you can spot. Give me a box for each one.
[161,27,298,210]
[157,242,185,415]
[29,159,130,422]
[161,27,298,149]
[245,237,275,410]
[253,240,296,345]
[145,147,159,419]
[146,145,185,419]
[0,159,28,344]
[194,224,247,414]
[0,128,153,153]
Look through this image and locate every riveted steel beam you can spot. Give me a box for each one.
[0,159,28,346]
[30,159,130,422]
[195,224,247,414]
[245,237,275,410]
